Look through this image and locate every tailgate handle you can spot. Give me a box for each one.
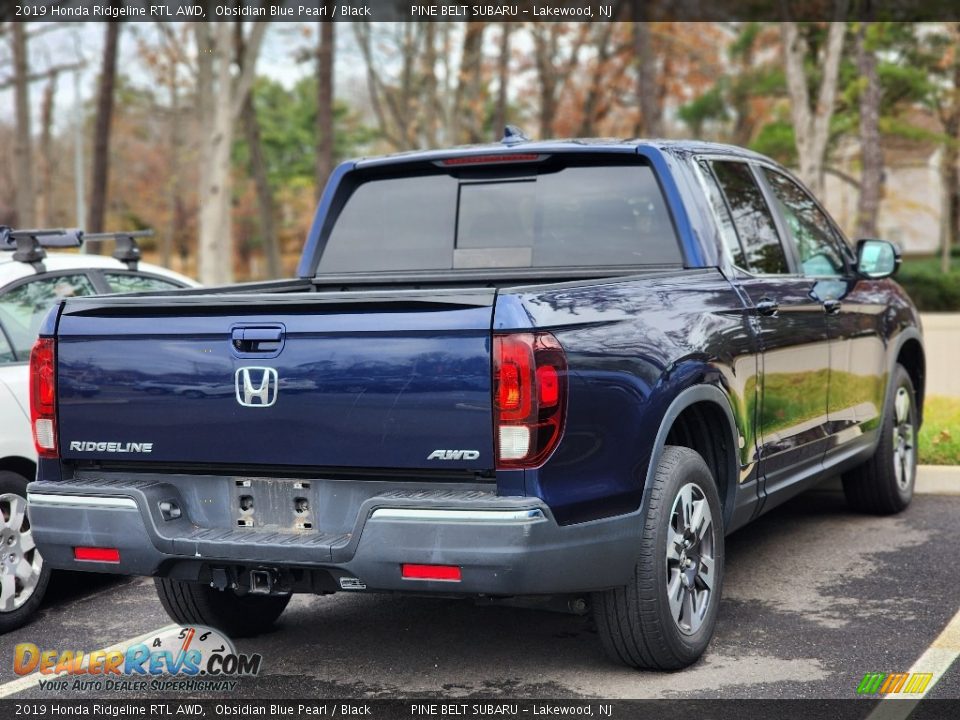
[232,326,284,353]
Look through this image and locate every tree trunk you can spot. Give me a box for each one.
[453,20,486,144]
[198,23,236,286]
[532,27,557,138]
[36,72,57,227]
[164,81,180,269]
[781,19,847,198]
[942,114,959,274]
[235,20,281,279]
[315,16,335,201]
[941,24,960,274]
[89,20,121,235]
[634,21,661,137]
[578,23,616,137]
[493,24,510,139]
[12,22,35,227]
[241,93,281,279]
[195,21,268,286]
[855,22,883,239]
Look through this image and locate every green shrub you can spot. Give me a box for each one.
[896,266,960,312]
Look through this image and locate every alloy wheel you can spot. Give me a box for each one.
[892,386,915,491]
[0,493,43,613]
[665,483,716,635]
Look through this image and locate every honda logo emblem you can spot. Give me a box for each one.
[235,367,278,407]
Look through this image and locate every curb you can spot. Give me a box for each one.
[919,313,960,330]
[917,465,960,495]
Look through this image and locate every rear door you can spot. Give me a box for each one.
[704,159,832,497]
[758,167,886,450]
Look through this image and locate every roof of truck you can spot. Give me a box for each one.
[353,137,770,168]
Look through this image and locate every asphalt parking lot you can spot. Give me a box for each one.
[0,475,958,703]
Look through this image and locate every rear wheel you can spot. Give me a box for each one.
[154,577,290,638]
[593,446,724,670]
[842,364,917,515]
[0,470,51,634]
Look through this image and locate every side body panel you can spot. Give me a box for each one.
[494,269,761,529]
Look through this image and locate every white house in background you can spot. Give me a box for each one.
[822,111,943,254]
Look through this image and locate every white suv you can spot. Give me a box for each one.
[0,228,198,632]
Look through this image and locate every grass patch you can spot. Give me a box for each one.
[919,395,960,465]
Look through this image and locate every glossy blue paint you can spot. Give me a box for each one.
[41,140,923,534]
[297,160,357,279]
[55,299,495,471]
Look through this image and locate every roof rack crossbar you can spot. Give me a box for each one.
[0,226,85,270]
[84,229,153,270]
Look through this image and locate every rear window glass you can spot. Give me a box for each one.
[317,161,681,273]
[103,273,184,293]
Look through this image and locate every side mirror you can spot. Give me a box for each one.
[855,239,900,279]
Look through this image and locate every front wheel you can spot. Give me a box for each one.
[842,364,918,515]
[154,578,291,638]
[593,445,724,670]
[0,470,51,634]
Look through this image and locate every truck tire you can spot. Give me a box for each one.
[0,470,51,634]
[154,578,290,638]
[842,363,918,515]
[593,445,724,670]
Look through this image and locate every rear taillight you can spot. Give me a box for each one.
[493,332,567,469]
[29,337,58,458]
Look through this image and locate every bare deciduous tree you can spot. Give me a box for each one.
[89,20,121,234]
[236,21,281,279]
[36,71,57,226]
[12,22,35,226]
[781,18,847,197]
[315,15,334,200]
[634,21,661,136]
[531,24,588,138]
[855,21,883,239]
[493,24,510,138]
[194,20,268,286]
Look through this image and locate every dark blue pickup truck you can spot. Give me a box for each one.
[25,139,923,670]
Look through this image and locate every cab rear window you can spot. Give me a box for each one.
[317,160,682,273]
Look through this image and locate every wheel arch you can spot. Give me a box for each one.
[0,456,36,483]
[644,384,740,533]
[894,333,925,425]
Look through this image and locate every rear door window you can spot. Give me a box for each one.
[694,160,748,269]
[0,274,96,361]
[103,273,184,293]
[709,161,789,275]
[317,160,681,273]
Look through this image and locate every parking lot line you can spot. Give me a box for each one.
[865,605,960,719]
[0,625,175,699]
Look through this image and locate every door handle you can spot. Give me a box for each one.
[756,299,779,317]
[231,326,284,353]
[822,299,842,316]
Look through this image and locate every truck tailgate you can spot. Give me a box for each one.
[54,291,495,471]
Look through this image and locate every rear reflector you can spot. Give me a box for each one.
[74,547,120,563]
[401,564,462,582]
